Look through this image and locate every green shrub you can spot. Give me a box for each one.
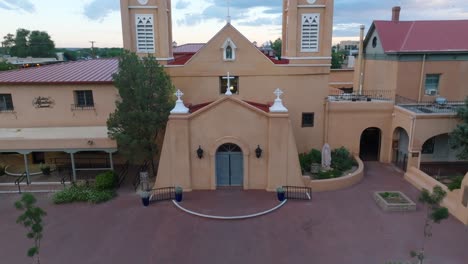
[316,169,341,179]
[448,176,464,191]
[39,163,51,175]
[52,185,116,204]
[299,148,321,172]
[309,149,321,164]
[331,147,356,172]
[94,171,117,190]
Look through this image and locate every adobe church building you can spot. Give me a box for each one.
[0,0,466,194]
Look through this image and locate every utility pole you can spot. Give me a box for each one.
[89,41,96,59]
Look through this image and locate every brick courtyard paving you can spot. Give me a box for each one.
[1,162,468,264]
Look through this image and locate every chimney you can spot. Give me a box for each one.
[392,6,401,22]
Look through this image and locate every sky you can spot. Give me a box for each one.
[0,0,467,48]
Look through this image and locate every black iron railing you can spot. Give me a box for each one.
[328,89,395,102]
[395,95,464,114]
[53,157,110,169]
[14,172,29,193]
[149,187,176,202]
[71,104,95,111]
[133,160,149,190]
[283,186,312,200]
[57,165,72,186]
[117,161,130,188]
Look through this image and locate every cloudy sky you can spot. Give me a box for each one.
[0,0,467,48]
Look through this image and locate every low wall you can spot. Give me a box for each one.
[303,155,364,192]
[404,167,468,225]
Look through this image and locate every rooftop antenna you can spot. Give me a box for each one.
[226,0,231,24]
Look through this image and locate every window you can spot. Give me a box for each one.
[221,38,237,61]
[136,14,155,53]
[226,46,233,60]
[302,113,314,127]
[0,94,14,111]
[74,90,94,107]
[421,137,435,154]
[424,74,440,96]
[301,13,320,52]
[219,76,239,94]
[372,37,378,48]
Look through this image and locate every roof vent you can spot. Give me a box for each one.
[392,6,401,22]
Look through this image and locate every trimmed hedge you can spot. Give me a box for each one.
[95,171,117,190]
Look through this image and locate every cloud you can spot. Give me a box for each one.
[0,0,35,12]
[176,0,190,9]
[83,0,120,21]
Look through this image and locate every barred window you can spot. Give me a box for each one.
[0,94,14,111]
[74,90,94,107]
[302,113,314,127]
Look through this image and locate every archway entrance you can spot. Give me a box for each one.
[216,143,243,187]
[392,127,409,171]
[359,127,382,161]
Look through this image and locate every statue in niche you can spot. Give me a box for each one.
[226,45,233,60]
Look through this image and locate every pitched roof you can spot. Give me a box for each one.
[173,43,205,53]
[0,58,118,85]
[370,20,468,53]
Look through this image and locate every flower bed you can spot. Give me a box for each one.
[374,191,416,212]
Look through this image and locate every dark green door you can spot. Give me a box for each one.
[216,143,243,187]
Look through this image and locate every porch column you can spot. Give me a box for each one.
[70,152,77,182]
[23,154,30,184]
[108,152,114,171]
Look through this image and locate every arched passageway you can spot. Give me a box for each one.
[359,127,382,161]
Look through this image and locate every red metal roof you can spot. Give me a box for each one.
[173,43,205,53]
[0,58,118,85]
[373,20,468,53]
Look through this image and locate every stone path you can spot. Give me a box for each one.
[1,162,467,264]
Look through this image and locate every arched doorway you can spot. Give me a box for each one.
[216,143,243,187]
[392,127,409,171]
[359,127,382,161]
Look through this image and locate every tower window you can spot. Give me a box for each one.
[219,76,239,94]
[135,14,155,53]
[301,13,320,52]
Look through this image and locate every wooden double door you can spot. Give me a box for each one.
[215,143,243,187]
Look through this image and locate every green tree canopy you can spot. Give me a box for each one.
[331,50,345,69]
[270,38,282,59]
[107,51,175,167]
[450,97,468,159]
[3,28,55,58]
[0,61,17,71]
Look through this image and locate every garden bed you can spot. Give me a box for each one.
[374,191,416,212]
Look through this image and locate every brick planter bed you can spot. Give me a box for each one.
[374,191,416,212]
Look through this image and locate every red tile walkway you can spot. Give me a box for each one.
[1,162,467,264]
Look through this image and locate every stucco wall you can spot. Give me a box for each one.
[0,84,117,128]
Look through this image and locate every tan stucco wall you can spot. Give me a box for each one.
[326,101,394,162]
[362,59,398,92]
[0,84,117,128]
[329,69,354,89]
[154,97,304,191]
[405,167,468,225]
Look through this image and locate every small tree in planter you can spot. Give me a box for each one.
[276,187,286,201]
[175,187,183,202]
[39,163,51,175]
[411,186,449,264]
[14,193,46,264]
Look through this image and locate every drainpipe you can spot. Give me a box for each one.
[323,100,329,144]
[417,54,427,102]
[357,25,365,95]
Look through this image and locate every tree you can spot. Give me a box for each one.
[4,29,55,58]
[411,186,449,264]
[0,61,17,71]
[449,97,468,159]
[1,33,15,55]
[270,38,282,59]
[107,51,175,173]
[15,193,47,264]
[331,50,345,69]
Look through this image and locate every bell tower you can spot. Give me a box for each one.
[120,0,173,64]
[282,0,333,65]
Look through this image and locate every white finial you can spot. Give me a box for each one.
[269,88,288,113]
[170,89,189,114]
[226,0,231,24]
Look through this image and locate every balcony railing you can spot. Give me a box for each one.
[71,104,95,111]
[396,95,464,114]
[328,89,394,102]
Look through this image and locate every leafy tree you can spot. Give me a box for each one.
[331,50,345,69]
[411,186,449,264]
[449,97,468,159]
[15,193,47,264]
[4,28,55,58]
[107,51,175,173]
[0,61,17,71]
[10,29,30,58]
[1,33,15,54]
[270,38,282,59]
